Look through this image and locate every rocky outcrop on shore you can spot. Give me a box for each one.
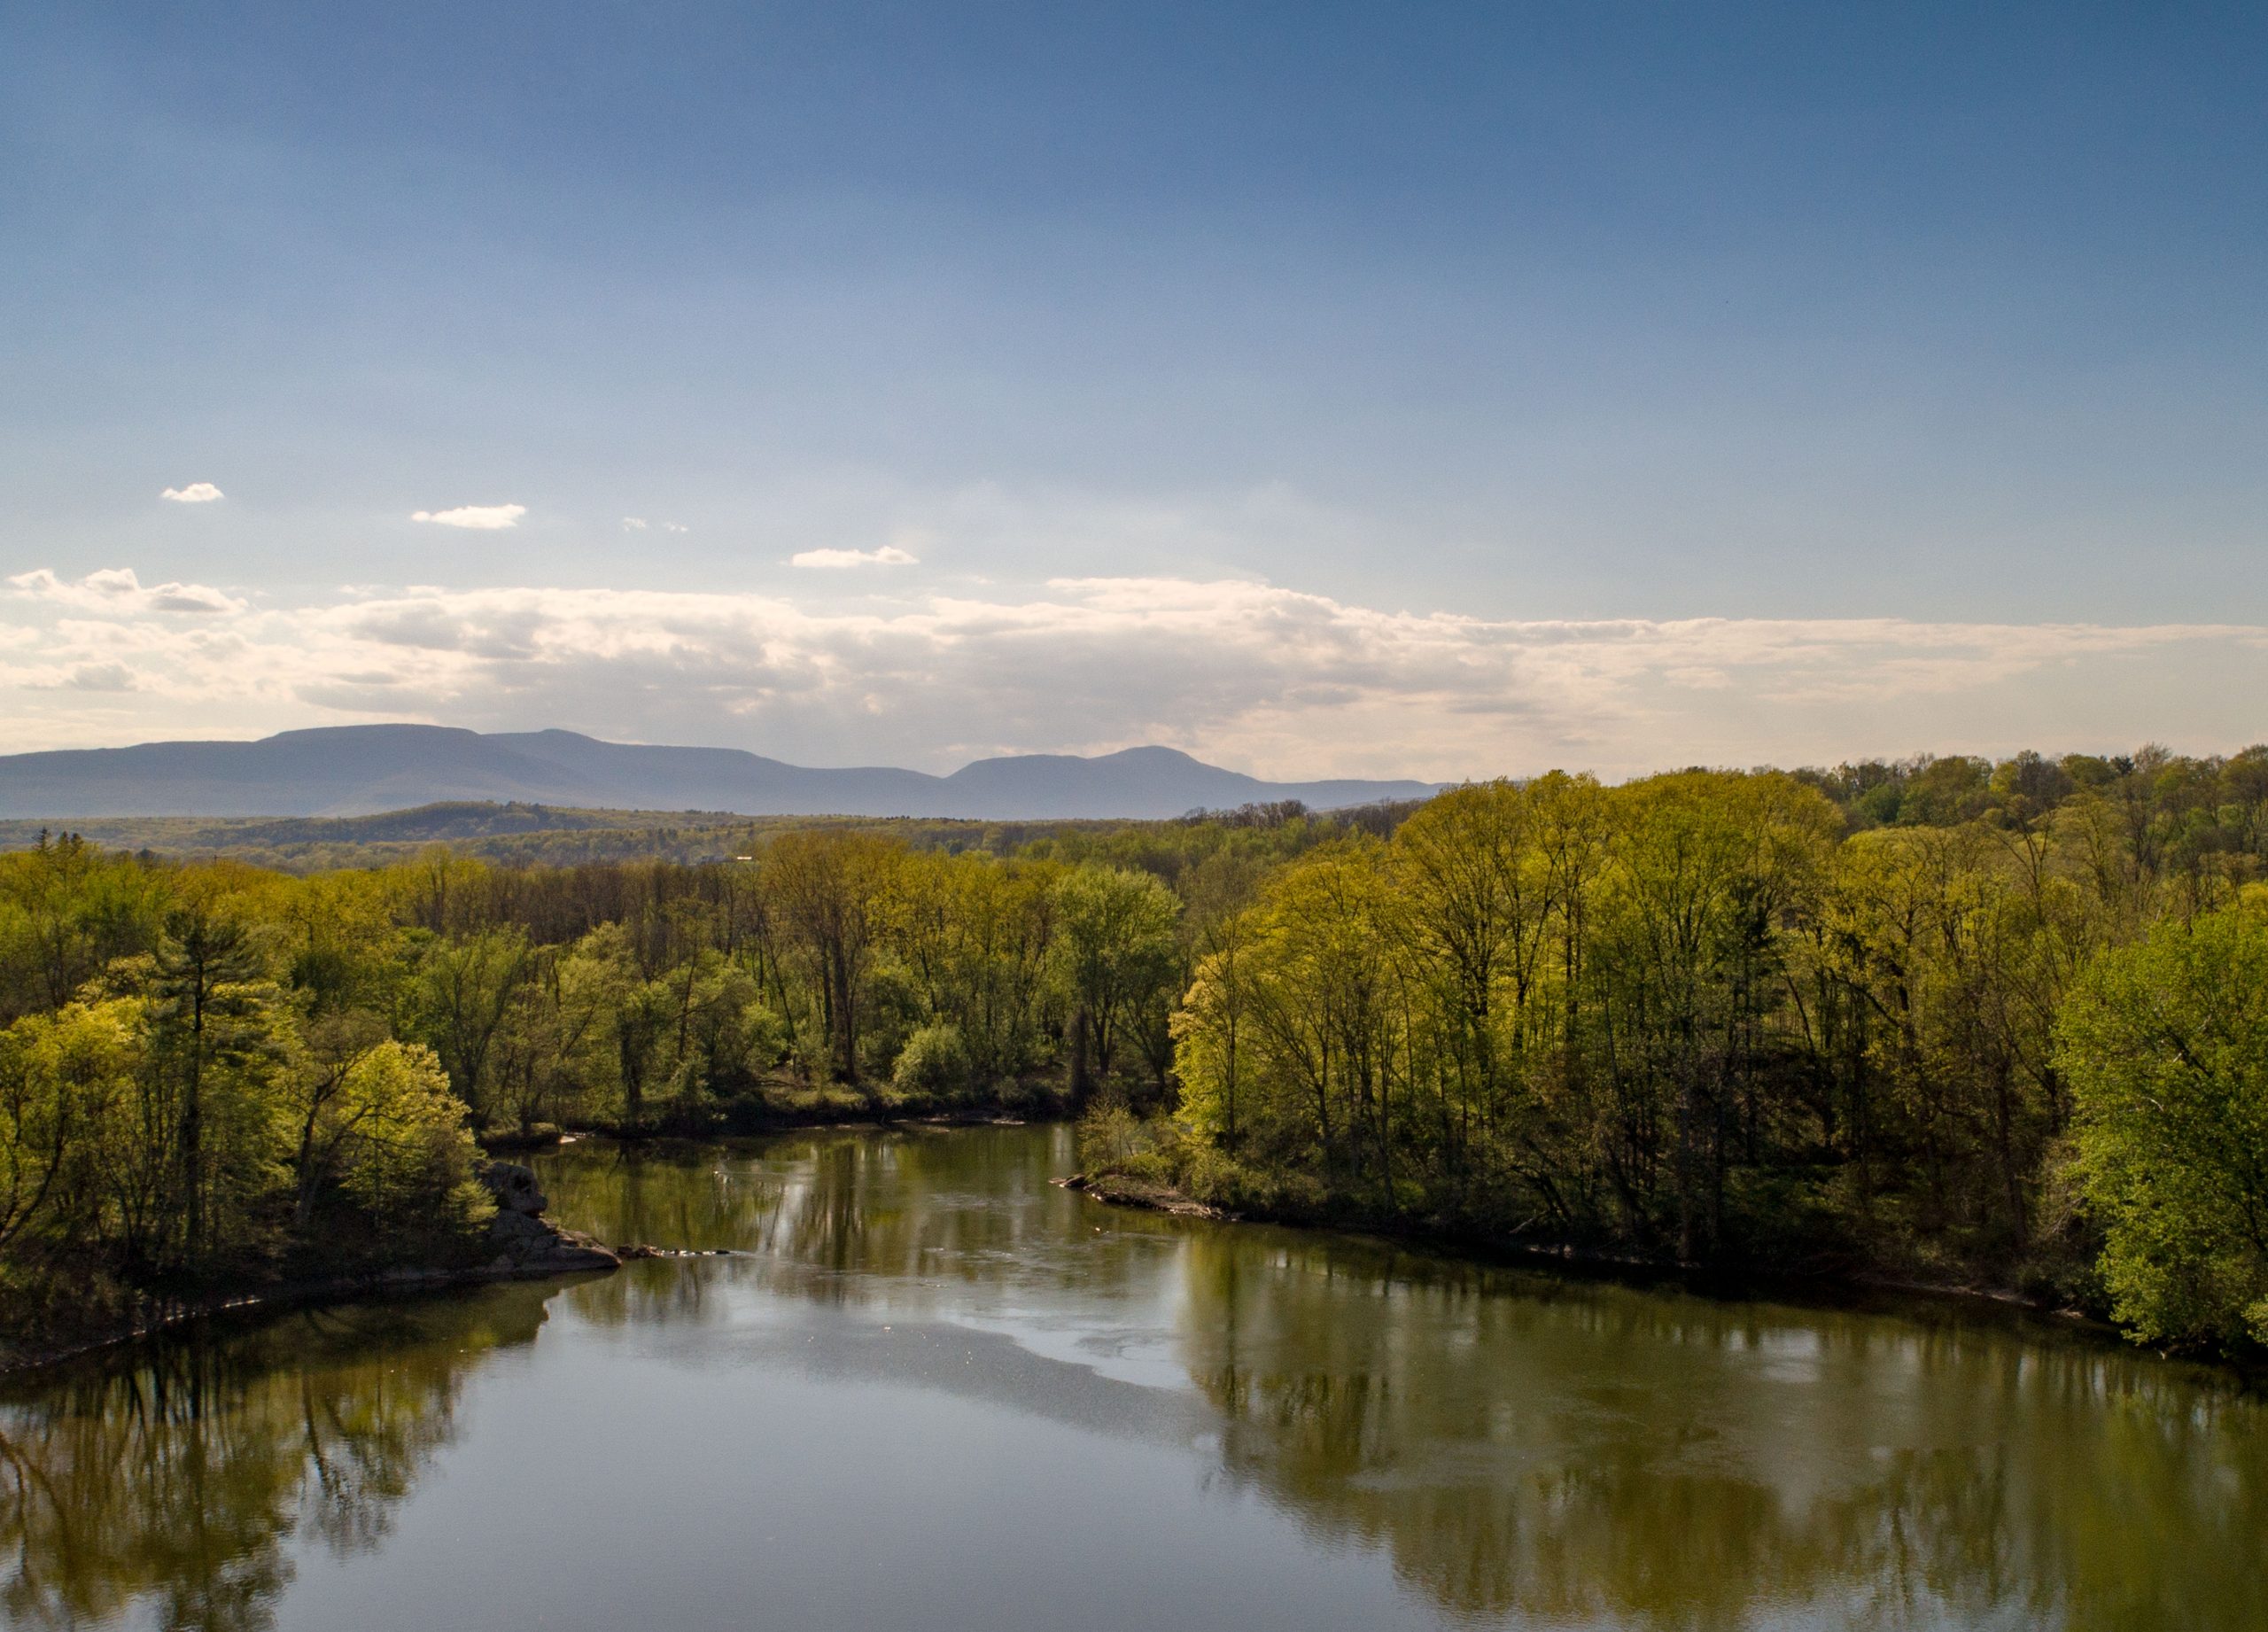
[475,1161,621,1275]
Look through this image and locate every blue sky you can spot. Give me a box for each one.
[4,3,2264,774]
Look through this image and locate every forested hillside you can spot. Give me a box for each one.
[5,746,2268,1356]
[0,797,1418,873]
[0,725,1440,820]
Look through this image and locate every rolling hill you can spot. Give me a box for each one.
[0,726,1441,820]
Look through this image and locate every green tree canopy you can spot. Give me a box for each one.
[2056,894,2268,1349]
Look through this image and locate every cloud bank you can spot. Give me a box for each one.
[411,503,526,530]
[159,482,224,503]
[9,566,245,617]
[4,569,2264,776]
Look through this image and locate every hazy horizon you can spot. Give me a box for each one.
[0,710,2255,792]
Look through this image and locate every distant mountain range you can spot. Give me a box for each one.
[0,726,1441,820]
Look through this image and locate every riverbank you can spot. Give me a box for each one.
[480,1076,1075,1150]
[0,1160,621,1379]
[1063,1162,2135,1348]
[1056,1170,1235,1219]
[0,1248,616,1380]
[14,1116,2260,1632]
[527,1097,2111,1338]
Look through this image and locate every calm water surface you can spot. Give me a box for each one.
[4,1123,2264,1631]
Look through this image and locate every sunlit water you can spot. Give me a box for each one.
[4,1123,2264,1631]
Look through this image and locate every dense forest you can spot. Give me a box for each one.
[4,746,2268,1356]
[1135,747,2268,1355]
[0,798,1418,874]
[0,799,1365,1346]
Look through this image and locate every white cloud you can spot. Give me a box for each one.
[160,482,225,504]
[663,521,689,533]
[411,503,526,530]
[3,568,2264,775]
[8,565,244,617]
[622,517,649,530]
[789,545,920,569]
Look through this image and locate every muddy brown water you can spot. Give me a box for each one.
[4,1123,2263,1630]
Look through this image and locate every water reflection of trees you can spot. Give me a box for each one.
[0,1283,554,1632]
[540,1125,1186,1327]
[535,1129,2268,1631]
[1177,1233,2268,1631]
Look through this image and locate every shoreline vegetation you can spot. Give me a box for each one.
[1060,1153,2121,1338]
[1054,756,2268,1365]
[6,744,2268,1370]
[0,1156,617,1377]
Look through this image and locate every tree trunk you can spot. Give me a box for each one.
[1068,1006,1094,1102]
[183,969,207,1268]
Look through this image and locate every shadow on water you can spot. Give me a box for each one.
[0,1282,559,1632]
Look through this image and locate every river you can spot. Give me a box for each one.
[2,1123,2263,1630]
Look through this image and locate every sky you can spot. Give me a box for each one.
[4,1,2264,779]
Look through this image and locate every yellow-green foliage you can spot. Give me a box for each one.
[891,1021,970,1097]
[0,841,493,1296]
[324,1042,492,1242]
[10,744,2268,1351]
[2057,896,2268,1349]
[1166,765,2268,1343]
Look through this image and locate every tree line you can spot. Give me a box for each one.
[1147,747,2268,1354]
[0,795,1422,876]
[6,747,2268,1353]
[0,804,1374,1331]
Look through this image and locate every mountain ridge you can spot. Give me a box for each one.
[0,725,1443,820]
